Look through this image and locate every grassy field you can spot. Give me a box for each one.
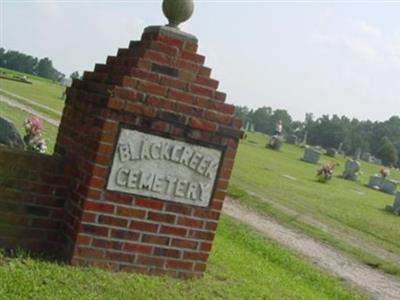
[0,102,58,154]
[229,132,400,276]
[0,67,65,120]
[0,216,364,300]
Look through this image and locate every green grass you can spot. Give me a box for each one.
[229,132,400,276]
[0,67,65,117]
[0,101,58,154]
[0,216,364,300]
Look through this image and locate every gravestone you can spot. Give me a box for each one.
[337,142,344,155]
[326,147,337,158]
[0,117,24,149]
[55,1,242,278]
[361,152,371,162]
[286,134,298,145]
[267,135,282,150]
[368,175,398,195]
[385,192,400,215]
[380,179,398,195]
[342,159,360,181]
[353,148,361,161]
[369,175,383,189]
[302,147,321,164]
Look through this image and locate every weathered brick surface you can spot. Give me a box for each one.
[0,146,66,255]
[54,27,243,278]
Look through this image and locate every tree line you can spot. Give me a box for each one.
[235,106,400,167]
[0,48,65,81]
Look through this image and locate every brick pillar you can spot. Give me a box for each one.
[55,26,242,278]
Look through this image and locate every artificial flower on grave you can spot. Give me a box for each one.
[23,115,47,154]
[380,168,390,178]
[316,162,337,183]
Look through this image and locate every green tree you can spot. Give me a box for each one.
[376,136,398,166]
[70,71,80,80]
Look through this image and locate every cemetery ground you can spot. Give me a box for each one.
[0,68,399,298]
[229,132,400,278]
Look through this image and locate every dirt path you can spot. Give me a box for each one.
[0,94,60,127]
[0,88,62,117]
[223,197,400,300]
[247,189,400,265]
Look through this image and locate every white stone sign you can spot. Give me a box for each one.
[107,129,222,207]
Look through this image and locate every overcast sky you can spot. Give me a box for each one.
[1,0,400,121]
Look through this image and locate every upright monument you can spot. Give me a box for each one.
[56,0,242,278]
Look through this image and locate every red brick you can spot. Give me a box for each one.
[107,97,125,110]
[76,235,92,246]
[194,263,207,273]
[147,96,176,111]
[157,34,184,49]
[137,255,165,267]
[131,221,158,233]
[154,247,181,258]
[166,259,193,271]
[136,198,164,210]
[189,230,215,241]
[200,242,212,252]
[205,110,233,125]
[193,209,220,220]
[98,215,128,227]
[168,89,195,104]
[183,42,198,53]
[176,103,204,117]
[215,91,226,102]
[106,251,135,263]
[142,234,170,246]
[130,67,159,83]
[198,66,211,77]
[214,102,235,115]
[179,70,196,81]
[110,229,140,241]
[76,247,104,259]
[126,102,156,117]
[205,221,218,231]
[137,80,167,96]
[180,51,205,64]
[190,84,214,98]
[195,76,219,89]
[183,251,209,261]
[116,207,146,219]
[104,192,134,205]
[124,242,153,254]
[160,225,187,237]
[190,118,218,132]
[216,179,229,190]
[149,41,179,56]
[176,59,199,73]
[114,86,140,100]
[85,176,106,189]
[151,120,171,133]
[171,239,198,250]
[92,238,123,250]
[80,224,109,237]
[177,217,204,228]
[148,211,176,224]
[160,76,186,90]
[143,49,173,65]
[81,212,96,223]
[83,200,114,214]
[165,203,192,215]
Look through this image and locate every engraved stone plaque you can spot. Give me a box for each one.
[107,129,222,207]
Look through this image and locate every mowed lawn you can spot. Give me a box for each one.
[0,102,58,154]
[229,132,400,276]
[0,67,65,119]
[0,216,364,300]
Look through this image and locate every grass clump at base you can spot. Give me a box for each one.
[0,216,364,300]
